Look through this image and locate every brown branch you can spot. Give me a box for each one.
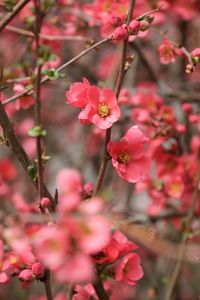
[33,1,53,299]
[3,35,112,105]
[0,100,55,210]
[0,0,31,32]
[34,0,44,203]
[5,25,88,41]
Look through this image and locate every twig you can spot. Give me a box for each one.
[33,1,53,299]
[93,0,136,196]
[3,35,112,105]
[5,25,88,41]
[34,0,44,204]
[0,0,31,32]
[0,99,55,210]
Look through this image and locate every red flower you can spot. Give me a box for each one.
[66,77,91,108]
[115,253,143,285]
[79,86,120,129]
[108,126,150,182]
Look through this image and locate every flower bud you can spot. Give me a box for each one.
[145,14,154,24]
[113,25,128,40]
[139,20,150,32]
[18,269,34,282]
[41,197,50,208]
[182,103,192,113]
[185,64,195,74]
[110,16,123,27]
[128,20,140,35]
[31,262,45,279]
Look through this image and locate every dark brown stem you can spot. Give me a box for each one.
[3,35,112,105]
[0,100,55,209]
[44,270,53,300]
[33,2,53,299]
[0,0,31,32]
[34,0,44,202]
[93,274,109,300]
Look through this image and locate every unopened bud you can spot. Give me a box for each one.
[31,262,45,279]
[145,14,154,24]
[41,197,50,208]
[19,269,34,282]
[112,25,128,40]
[128,20,140,35]
[110,16,123,27]
[139,20,150,32]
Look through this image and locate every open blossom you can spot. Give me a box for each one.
[78,86,120,129]
[159,39,176,64]
[66,78,91,108]
[107,126,150,183]
[115,253,144,285]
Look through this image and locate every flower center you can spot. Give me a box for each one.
[98,103,110,117]
[118,152,130,164]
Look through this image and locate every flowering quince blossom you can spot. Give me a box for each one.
[66,79,120,129]
[158,39,176,64]
[108,126,150,182]
[115,253,143,285]
[66,78,91,108]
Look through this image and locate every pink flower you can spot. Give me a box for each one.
[31,262,45,279]
[56,168,82,194]
[191,48,200,59]
[18,269,35,282]
[112,25,128,40]
[128,20,140,35]
[79,86,120,129]
[159,39,176,64]
[33,226,68,269]
[94,231,138,265]
[108,126,150,183]
[66,78,91,108]
[54,253,94,284]
[115,253,143,285]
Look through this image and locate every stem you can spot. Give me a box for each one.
[0,0,31,32]
[93,275,109,300]
[0,100,55,209]
[164,169,200,300]
[33,2,54,299]
[5,25,88,41]
[92,0,136,197]
[3,35,112,105]
[34,0,44,202]
[44,270,53,300]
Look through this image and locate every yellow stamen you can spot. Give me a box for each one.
[118,152,130,164]
[98,103,110,117]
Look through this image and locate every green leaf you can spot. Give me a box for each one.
[27,165,37,179]
[28,126,47,138]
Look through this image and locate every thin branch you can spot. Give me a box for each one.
[34,0,44,203]
[3,35,112,105]
[0,0,31,32]
[0,100,55,210]
[5,25,88,41]
[93,0,136,197]
[33,2,53,299]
